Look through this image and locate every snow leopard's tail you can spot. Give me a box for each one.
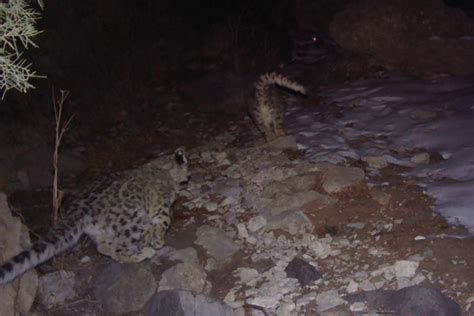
[255,72,307,101]
[251,72,307,141]
[0,215,85,285]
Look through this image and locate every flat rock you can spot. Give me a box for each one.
[147,290,234,316]
[314,163,365,193]
[261,190,329,217]
[345,286,461,316]
[316,290,346,312]
[265,210,314,235]
[394,260,419,278]
[94,263,156,314]
[362,156,389,169]
[285,257,322,286]
[195,225,240,262]
[38,270,76,309]
[211,179,243,198]
[370,189,391,206]
[261,172,323,198]
[159,262,209,294]
[164,247,199,264]
[263,135,299,151]
[0,192,38,316]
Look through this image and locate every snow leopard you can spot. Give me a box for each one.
[0,147,188,285]
[250,72,307,141]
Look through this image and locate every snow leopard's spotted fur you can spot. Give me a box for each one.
[0,148,188,285]
[250,72,307,141]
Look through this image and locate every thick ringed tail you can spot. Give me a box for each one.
[0,219,84,285]
[255,72,307,96]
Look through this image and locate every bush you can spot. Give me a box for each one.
[0,0,42,98]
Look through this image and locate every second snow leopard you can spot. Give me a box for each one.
[0,147,188,285]
[250,72,307,141]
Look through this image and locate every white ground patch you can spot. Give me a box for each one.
[285,75,474,234]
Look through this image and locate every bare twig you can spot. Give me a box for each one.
[52,88,73,225]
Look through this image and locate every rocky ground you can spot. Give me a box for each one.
[2,107,473,315]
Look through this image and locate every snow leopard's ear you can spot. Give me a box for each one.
[174,147,187,165]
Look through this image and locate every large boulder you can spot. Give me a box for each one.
[0,192,38,316]
[330,0,474,78]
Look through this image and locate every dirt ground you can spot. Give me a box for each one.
[9,103,473,314]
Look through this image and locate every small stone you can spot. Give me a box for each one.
[347,222,366,230]
[159,262,208,294]
[277,302,296,316]
[237,223,249,240]
[285,257,322,286]
[414,235,426,240]
[316,163,365,193]
[204,201,218,212]
[248,215,267,233]
[220,196,237,207]
[195,225,240,262]
[94,264,156,314]
[148,290,234,316]
[411,152,430,164]
[309,239,332,259]
[213,151,228,163]
[396,277,413,290]
[38,270,76,309]
[346,280,359,293]
[165,247,199,264]
[201,151,213,162]
[237,268,259,285]
[350,302,367,312]
[80,256,91,263]
[316,290,345,312]
[362,156,388,169]
[265,135,298,151]
[394,260,419,278]
[370,189,391,206]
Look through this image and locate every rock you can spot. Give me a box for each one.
[159,262,209,294]
[164,247,199,264]
[346,280,359,293]
[248,215,267,233]
[265,210,314,235]
[148,290,234,316]
[204,201,218,212]
[237,268,260,285]
[285,257,322,286]
[370,189,391,206]
[345,286,462,316]
[263,135,299,151]
[314,163,365,193]
[347,222,366,230]
[394,260,419,278]
[0,192,38,316]
[94,263,156,314]
[261,172,323,198]
[411,109,437,120]
[38,270,77,309]
[411,152,430,164]
[362,156,388,169]
[277,302,296,316]
[195,225,240,262]
[212,179,243,198]
[261,190,328,217]
[350,301,368,312]
[330,0,474,78]
[316,290,346,312]
[308,238,333,259]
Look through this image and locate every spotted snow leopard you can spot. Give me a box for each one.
[250,72,307,141]
[0,147,188,285]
